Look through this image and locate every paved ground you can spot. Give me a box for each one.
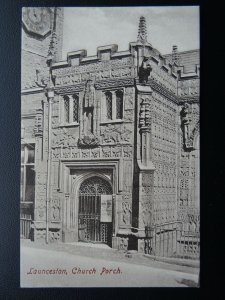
[20,240,199,287]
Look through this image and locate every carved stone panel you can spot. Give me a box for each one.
[101,124,132,144]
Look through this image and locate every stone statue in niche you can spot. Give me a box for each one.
[122,202,131,225]
[83,108,93,135]
[84,78,95,108]
[139,57,152,84]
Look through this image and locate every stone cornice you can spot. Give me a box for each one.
[178,96,199,104]
[148,79,179,104]
[21,87,44,95]
[54,83,85,94]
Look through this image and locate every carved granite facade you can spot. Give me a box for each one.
[21,10,199,252]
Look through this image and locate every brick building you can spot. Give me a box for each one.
[21,8,199,254]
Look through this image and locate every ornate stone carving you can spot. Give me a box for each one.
[83,79,95,108]
[141,202,153,226]
[52,148,61,158]
[139,57,152,84]
[149,79,178,104]
[102,147,111,158]
[78,134,100,148]
[100,70,110,79]
[123,145,133,157]
[49,230,61,242]
[180,103,199,150]
[122,202,132,225]
[119,237,128,251]
[139,97,151,128]
[91,148,100,158]
[56,74,81,86]
[54,83,84,95]
[121,68,132,77]
[71,148,80,158]
[111,69,121,77]
[95,78,134,90]
[52,128,77,148]
[51,199,60,221]
[101,124,132,144]
[52,56,133,77]
[81,148,90,158]
[62,148,70,158]
[35,202,46,220]
[111,146,121,157]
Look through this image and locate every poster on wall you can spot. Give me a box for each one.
[20,6,200,288]
[100,195,112,222]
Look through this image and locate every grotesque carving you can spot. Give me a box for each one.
[180,103,199,150]
[139,57,152,84]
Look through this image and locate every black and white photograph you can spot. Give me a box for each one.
[20,6,200,287]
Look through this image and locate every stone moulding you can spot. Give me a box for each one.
[54,83,85,94]
[95,78,134,89]
[58,158,123,194]
[149,79,179,104]
[77,135,100,148]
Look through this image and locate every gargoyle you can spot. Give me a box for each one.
[139,57,152,84]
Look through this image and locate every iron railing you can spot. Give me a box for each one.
[144,222,200,260]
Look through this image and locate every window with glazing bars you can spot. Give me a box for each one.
[63,94,79,123]
[116,90,123,119]
[64,95,70,123]
[21,144,35,202]
[72,95,79,123]
[105,92,112,120]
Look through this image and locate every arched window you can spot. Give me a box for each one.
[63,94,79,124]
[105,92,112,120]
[116,90,123,119]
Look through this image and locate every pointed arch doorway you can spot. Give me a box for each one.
[78,176,113,245]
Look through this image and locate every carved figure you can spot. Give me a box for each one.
[84,79,95,108]
[122,202,131,225]
[139,57,152,84]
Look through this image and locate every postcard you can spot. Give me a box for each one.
[20,6,200,287]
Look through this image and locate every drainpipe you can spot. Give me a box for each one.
[46,88,54,243]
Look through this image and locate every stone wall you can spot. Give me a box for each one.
[151,90,179,225]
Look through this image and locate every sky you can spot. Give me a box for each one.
[62,6,199,59]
